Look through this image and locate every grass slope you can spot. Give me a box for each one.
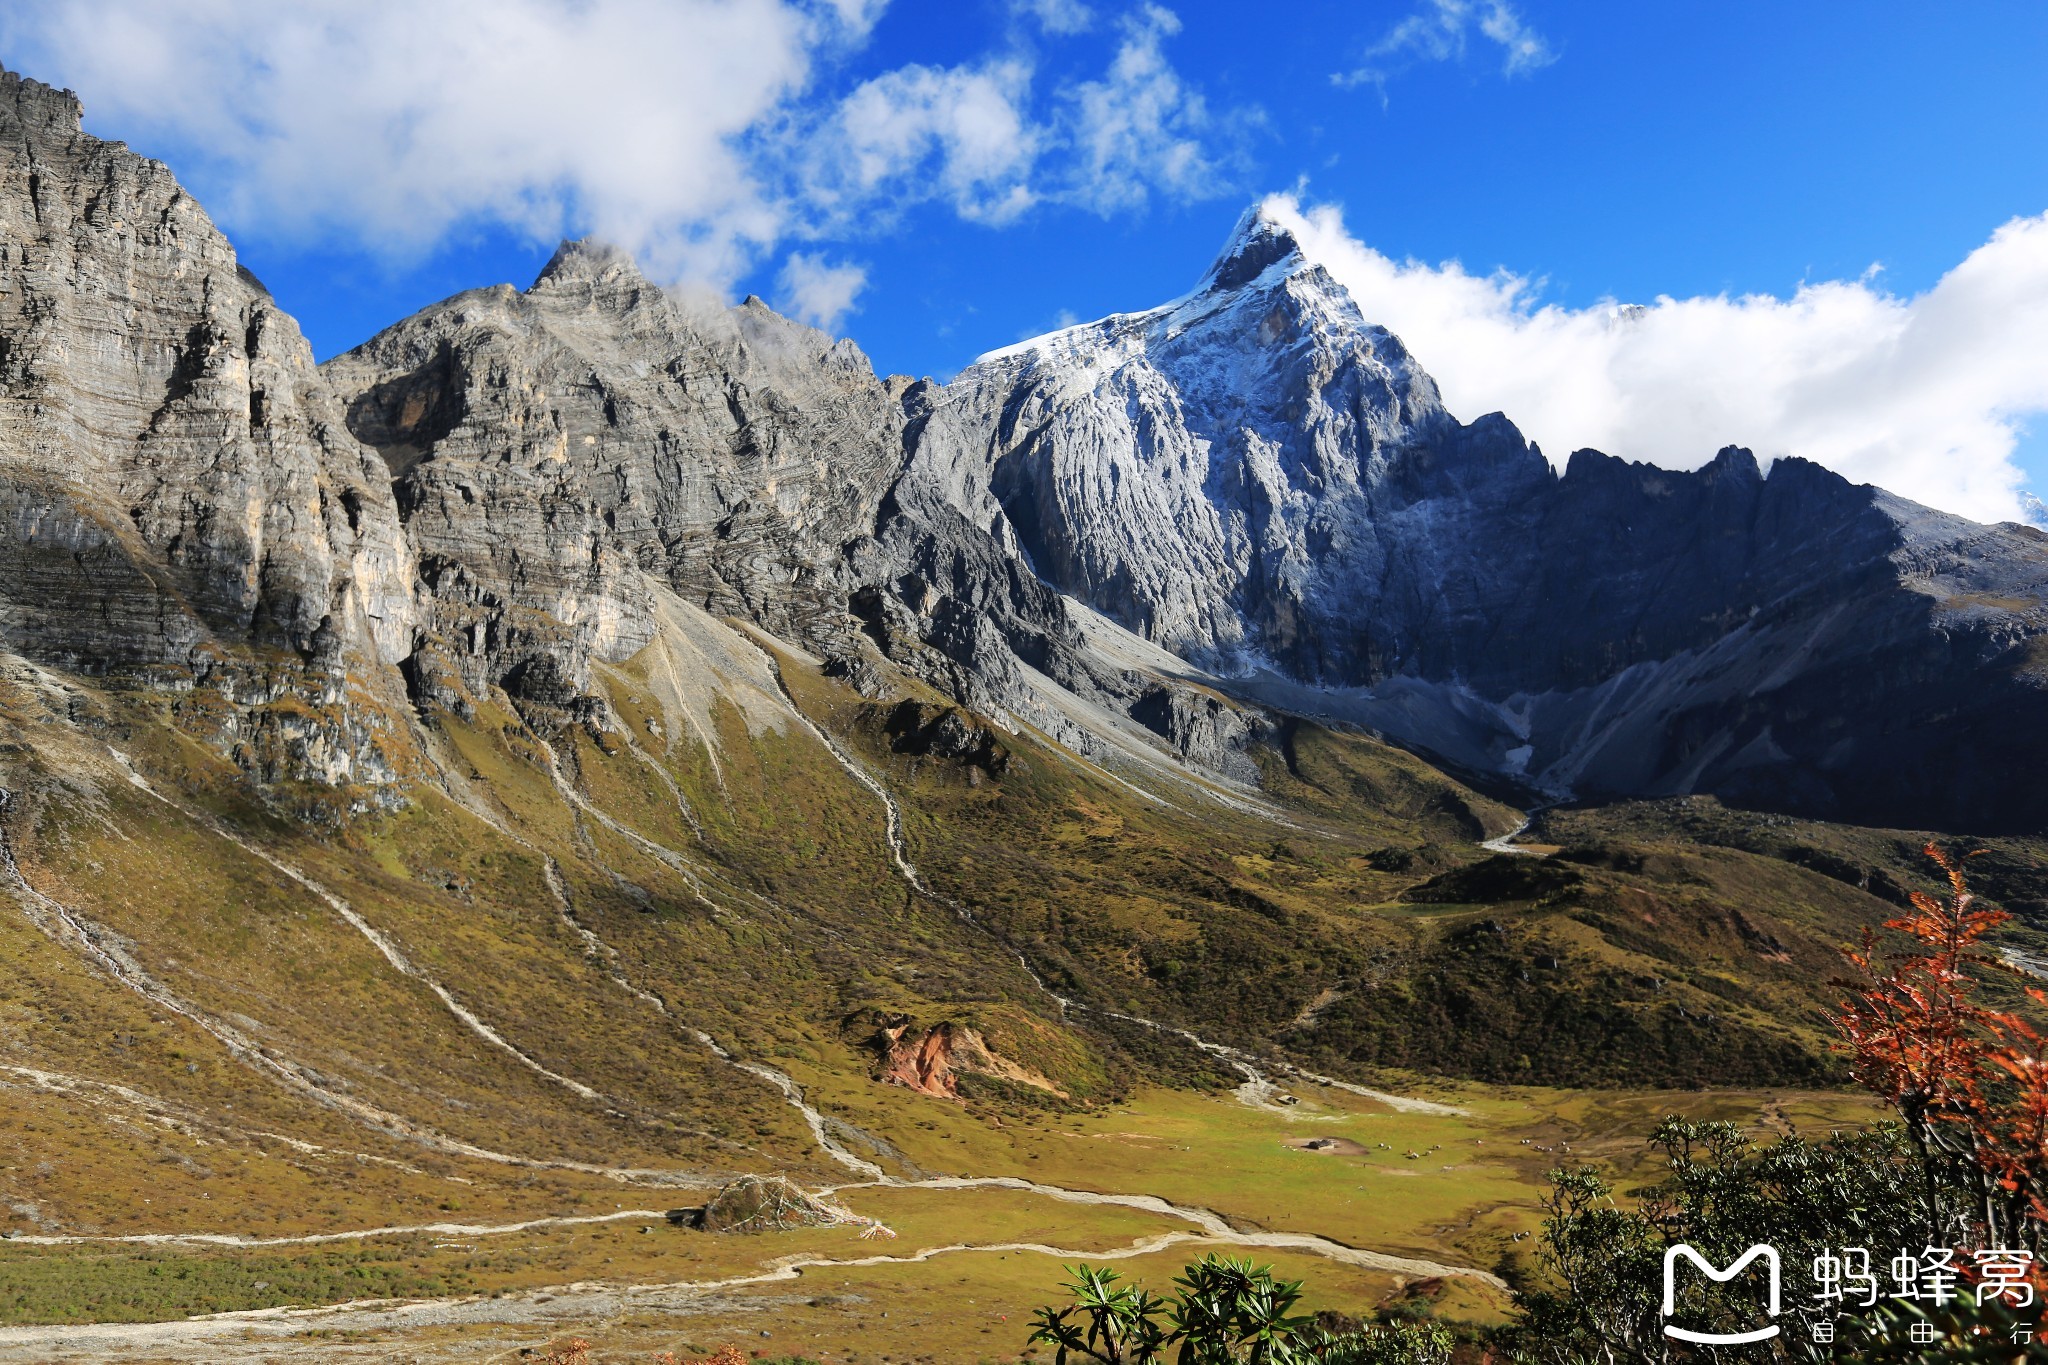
[0,632,2025,1357]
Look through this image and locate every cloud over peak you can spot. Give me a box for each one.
[1266,194,2048,523]
[776,250,867,330]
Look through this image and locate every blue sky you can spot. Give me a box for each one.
[829,0,2048,376]
[4,0,2046,517]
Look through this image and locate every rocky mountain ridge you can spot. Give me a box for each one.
[323,237,911,714]
[903,206,2048,830]
[5,63,2048,831]
[0,67,420,791]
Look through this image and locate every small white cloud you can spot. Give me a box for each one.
[776,251,867,331]
[1061,5,1221,212]
[827,59,1041,223]
[1012,0,1094,35]
[1476,0,1555,75]
[1264,194,2048,523]
[1336,0,1556,90]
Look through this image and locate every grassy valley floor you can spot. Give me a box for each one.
[0,617,2013,1362]
[0,1079,1882,1362]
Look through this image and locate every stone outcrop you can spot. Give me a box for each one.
[683,1175,843,1233]
[862,1014,1065,1099]
[879,700,1011,777]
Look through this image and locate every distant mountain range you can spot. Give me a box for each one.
[5,62,2047,833]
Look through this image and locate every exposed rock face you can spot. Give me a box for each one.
[905,206,2048,830]
[323,243,908,707]
[6,58,2047,833]
[880,700,1011,778]
[324,238,1257,776]
[0,67,418,789]
[865,1014,1065,1099]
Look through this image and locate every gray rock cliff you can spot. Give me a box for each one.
[323,241,908,712]
[902,206,2048,830]
[0,67,418,789]
[6,63,2046,832]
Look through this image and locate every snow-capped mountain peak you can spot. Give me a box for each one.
[918,204,1472,680]
[1197,201,1309,294]
[977,200,1372,370]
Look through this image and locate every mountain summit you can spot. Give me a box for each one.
[4,58,2047,831]
[903,208,2048,829]
[1199,203,1310,293]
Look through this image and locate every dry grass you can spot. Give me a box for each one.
[0,642,2002,1355]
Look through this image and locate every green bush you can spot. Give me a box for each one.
[1025,1255,1453,1364]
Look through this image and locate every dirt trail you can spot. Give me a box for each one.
[680,1028,887,1182]
[0,1209,673,1250]
[615,714,707,841]
[1092,1008,1466,1117]
[839,1174,1489,1280]
[0,1063,428,1176]
[733,633,924,891]
[527,738,735,920]
[0,1220,1499,1362]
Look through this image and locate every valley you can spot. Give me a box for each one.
[2,57,2044,1362]
[0,621,1942,1360]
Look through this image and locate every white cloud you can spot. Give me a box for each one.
[1336,0,1556,90]
[1265,194,2048,523]
[827,59,1040,223]
[1475,1,1555,75]
[1062,5,1221,211]
[776,251,867,330]
[1012,0,1094,35]
[0,0,874,281]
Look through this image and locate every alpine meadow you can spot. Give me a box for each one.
[2,11,2048,1361]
